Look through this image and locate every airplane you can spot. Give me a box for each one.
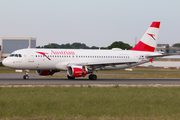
[2,21,162,80]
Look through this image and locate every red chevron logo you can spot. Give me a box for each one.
[36,51,51,60]
[147,33,156,40]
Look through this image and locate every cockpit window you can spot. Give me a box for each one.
[10,54,15,57]
[9,54,22,57]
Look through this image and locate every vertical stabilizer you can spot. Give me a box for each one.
[131,21,160,52]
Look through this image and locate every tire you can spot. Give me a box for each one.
[23,75,29,80]
[89,75,93,80]
[89,74,97,80]
[92,75,97,80]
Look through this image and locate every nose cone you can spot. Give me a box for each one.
[2,58,10,67]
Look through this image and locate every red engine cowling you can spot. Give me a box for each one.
[67,66,88,77]
[36,70,58,76]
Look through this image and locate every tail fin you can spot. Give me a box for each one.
[131,21,160,52]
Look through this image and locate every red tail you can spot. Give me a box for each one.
[131,22,160,52]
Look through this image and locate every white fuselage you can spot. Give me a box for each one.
[2,48,161,71]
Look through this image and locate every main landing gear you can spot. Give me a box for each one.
[67,74,97,80]
[89,74,97,80]
[23,69,29,80]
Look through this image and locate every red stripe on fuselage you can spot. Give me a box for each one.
[150,22,160,28]
[130,41,155,52]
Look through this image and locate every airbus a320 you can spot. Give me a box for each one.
[2,21,162,80]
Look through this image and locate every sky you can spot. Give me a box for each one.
[0,0,180,47]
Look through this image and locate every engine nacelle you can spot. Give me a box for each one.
[67,66,88,77]
[36,70,58,76]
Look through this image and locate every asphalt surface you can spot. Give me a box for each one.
[1,73,180,85]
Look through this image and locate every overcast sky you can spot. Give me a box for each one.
[0,0,180,47]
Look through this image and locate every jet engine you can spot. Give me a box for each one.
[67,66,88,77]
[36,70,59,76]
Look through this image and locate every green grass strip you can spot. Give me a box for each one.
[0,62,4,67]
[1,86,180,119]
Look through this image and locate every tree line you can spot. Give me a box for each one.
[37,41,133,50]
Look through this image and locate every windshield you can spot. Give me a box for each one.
[9,54,22,57]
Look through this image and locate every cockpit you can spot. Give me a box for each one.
[9,54,22,57]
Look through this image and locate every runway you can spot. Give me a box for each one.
[1,73,180,85]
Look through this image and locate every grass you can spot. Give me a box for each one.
[0,68,36,74]
[97,73,180,78]
[1,86,180,119]
[0,62,3,67]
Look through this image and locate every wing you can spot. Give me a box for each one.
[146,54,174,58]
[68,60,138,66]
[67,59,141,71]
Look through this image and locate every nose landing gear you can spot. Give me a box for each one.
[23,69,29,79]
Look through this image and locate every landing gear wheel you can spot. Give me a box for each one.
[67,75,75,79]
[89,74,97,80]
[23,69,29,80]
[23,75,29,80]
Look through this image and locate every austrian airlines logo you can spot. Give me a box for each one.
[147,33,156,40]
[36,52,51,60]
